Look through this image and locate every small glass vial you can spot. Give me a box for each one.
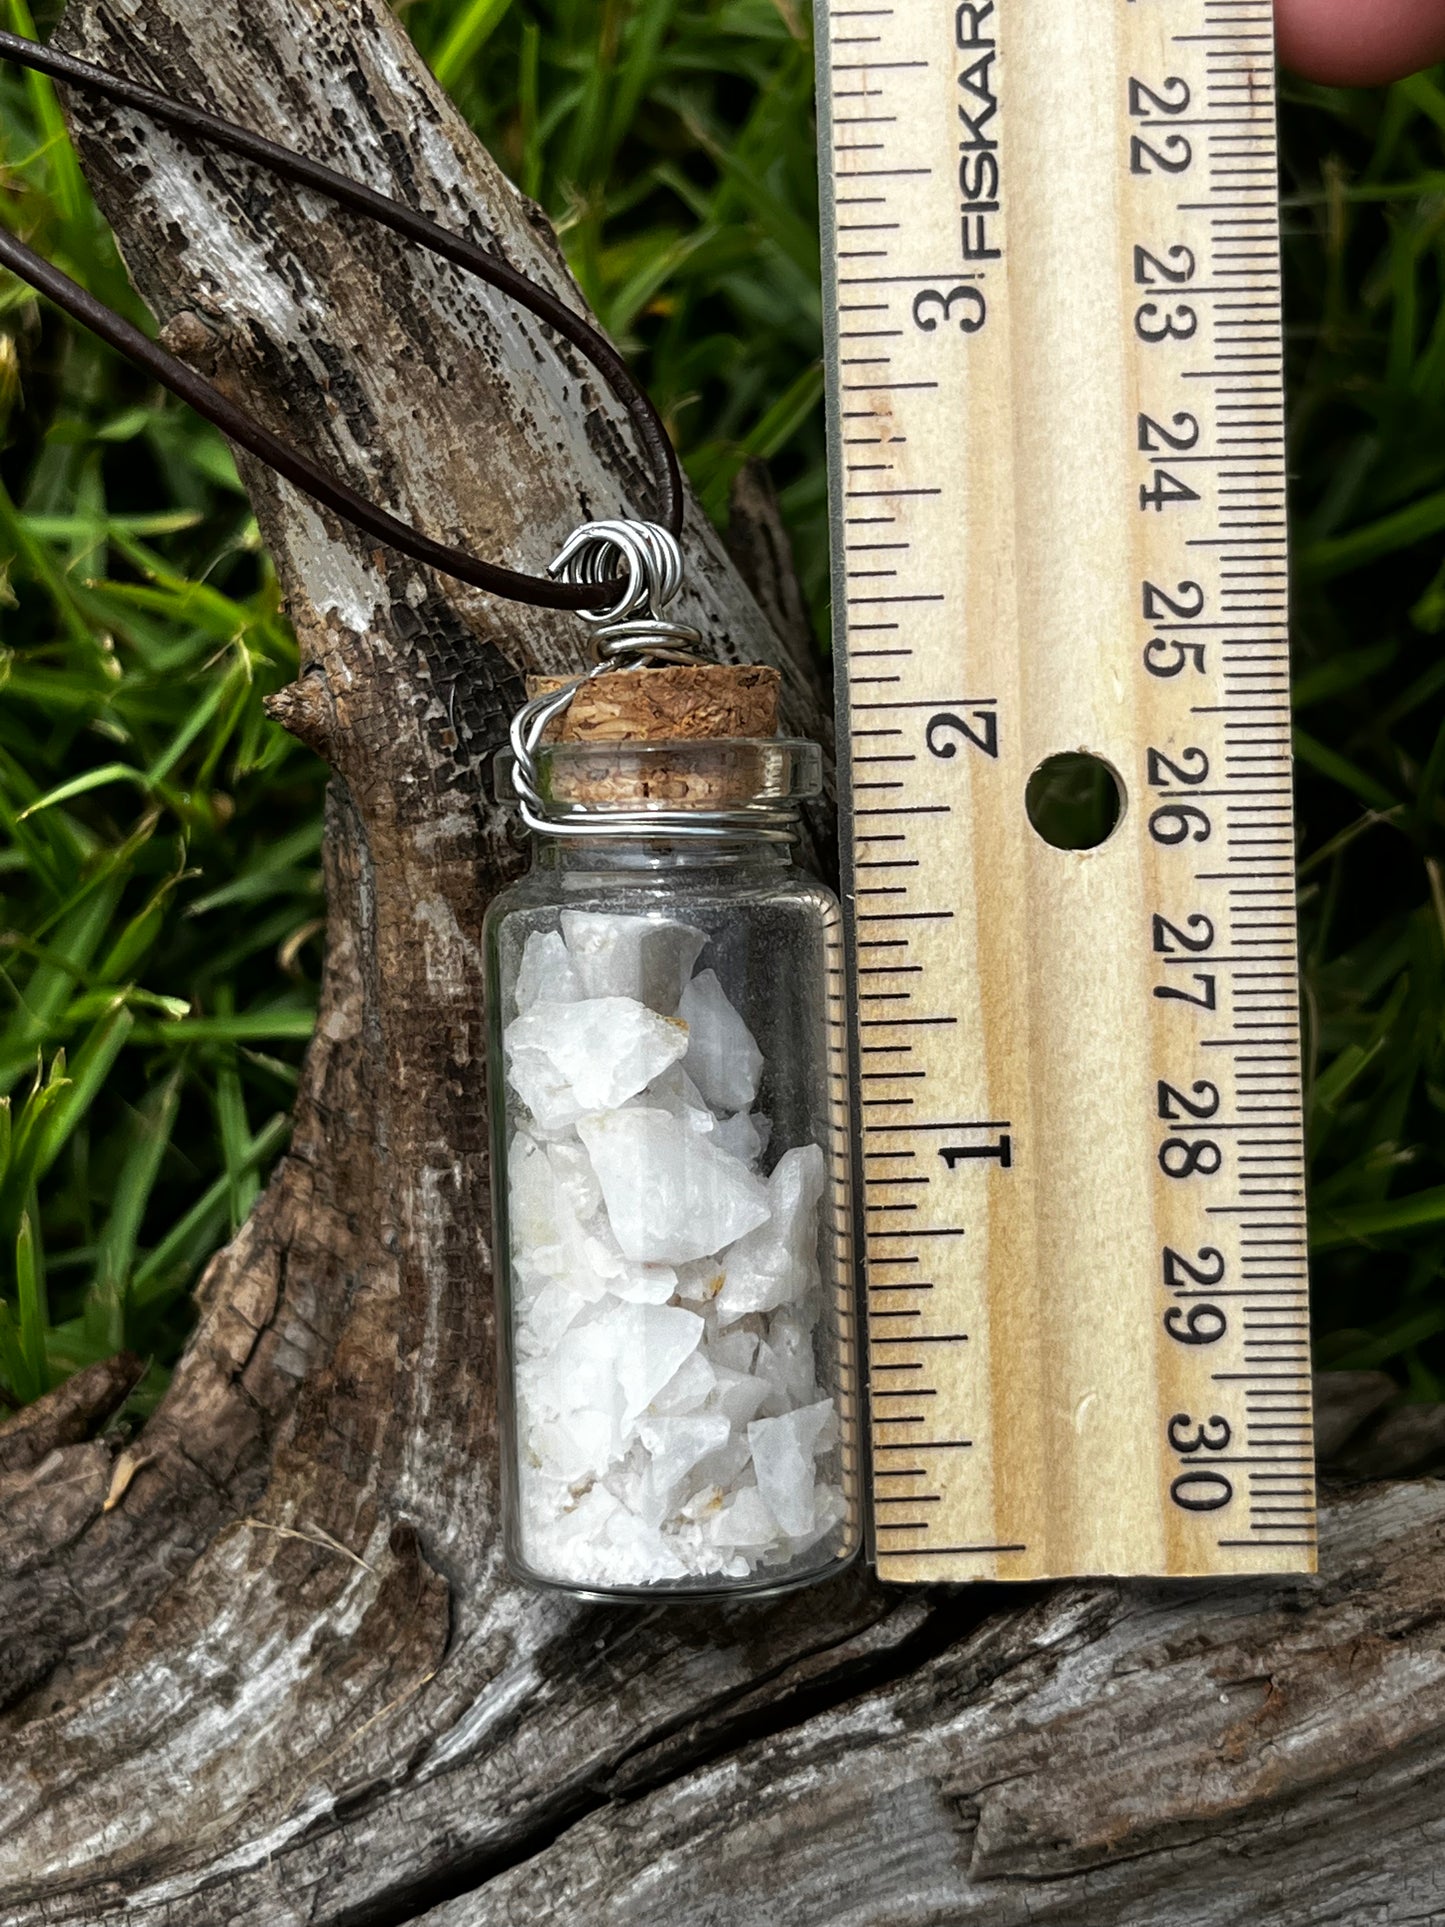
[485,683,859,1601]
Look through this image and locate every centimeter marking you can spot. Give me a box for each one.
[817,0,1315,1581]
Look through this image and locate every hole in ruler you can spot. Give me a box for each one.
[1025,751,1124,852]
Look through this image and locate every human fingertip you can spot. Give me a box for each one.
[1276,0,1445,87]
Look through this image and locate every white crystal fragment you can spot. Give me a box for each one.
[523,1321,623,1426]
[705,1484,778,1549]
[548,1481,620,1545]
[597,1505,691,1584]
[504,912,846,1588]
[715,1143,827,1324]
[507,1129,566,1255]
[514,929,581,1014]
[754,1312,824,1418]
[639,1063,716,1135]
[545,1138,602,1222]
[606,1264,682,1306]
[528,1484,691,1587]
[574,1223,678,1308]
[504,1055,580,1137]
[748,1400,835,1537]
[711,1110,770,1166]
[785,1481,848,1557]
[505,996,688,1130]
[637,1413,732,1517]
[529,1408,621,1485]
[707,1326,760,1375]
[613,1303,705,1424]
[678,969,764,1112]
[518,1279,592,1353]
[509,1131,672,1305]
[674,1259,727,1305]
[707,1364,770,1429]
[691,1430,752,1494]
[648,1348,716,1415]
[680,1481,728,1524]
[578,1107,769,1263]
[560,910,706,1013]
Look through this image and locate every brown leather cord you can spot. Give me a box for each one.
[0,29,684,612]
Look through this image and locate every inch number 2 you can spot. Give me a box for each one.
[1129,75,1191,118]
[1130,132,1193,176]
[926,708,999,760]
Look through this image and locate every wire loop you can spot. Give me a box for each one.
[507,521,793,843]
[549,520,687,626]
[548,519,703,658]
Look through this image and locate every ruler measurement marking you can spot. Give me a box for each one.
[881,1544,1030,1557]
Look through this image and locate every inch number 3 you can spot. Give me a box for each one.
[912,286,986,335]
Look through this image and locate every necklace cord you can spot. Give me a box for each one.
[0,29,684,613]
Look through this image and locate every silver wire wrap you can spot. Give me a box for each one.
[507,520,799,842]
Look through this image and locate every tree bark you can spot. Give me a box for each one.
[2,3,1443,1923]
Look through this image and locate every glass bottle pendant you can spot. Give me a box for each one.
[485,681,861,1600]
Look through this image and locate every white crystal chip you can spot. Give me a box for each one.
[614,1303,705,1422]
[505,996,688,1130]
[711,1109,770,1167]
[714,1143,827,1324]
[678,968,765,1112]
[748,1400,834,1537]
[513,929,581,1014]
[560,910,705,1013]
[502,908,847,1590]
[577,1107,770,1264]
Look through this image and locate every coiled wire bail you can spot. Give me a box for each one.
[549,519,703,666]
[507,519,796,843]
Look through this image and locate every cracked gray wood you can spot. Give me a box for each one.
[418,1479,1445,1927]
[1,2,1442,1923]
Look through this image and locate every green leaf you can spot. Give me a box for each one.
[1296,486,1445,582]
[430,0,512,89]
[34,1003,134,1180]
[1322,1302,1445,1371]
[128,1009,316,1047]
[86,1071,182,1352]
[5,0,86,230]
[132,1112,290,1306]
[0,877,126,1088]
[1291,640,1397,709]
[15,1210,47,1401]
[16,763,150,821]
[0,1301,32,1407]
[1311,1185,1445,1252]
[96,868,188,983]
[1,1063,72,1245]
[1293,728,1400,813]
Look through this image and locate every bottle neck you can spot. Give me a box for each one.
[532,829,796,874]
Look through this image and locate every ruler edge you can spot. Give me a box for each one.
[809,0,1316,1584]
[812,0,879,1567]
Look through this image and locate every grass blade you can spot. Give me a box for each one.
[86,1071,182,1351]
[15,1209,47,1400]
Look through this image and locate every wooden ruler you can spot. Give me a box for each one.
[816,0,1315,1579]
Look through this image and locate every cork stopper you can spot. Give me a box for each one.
[527,663,780,744]
[523,663,782,811]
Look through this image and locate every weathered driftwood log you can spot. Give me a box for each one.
[2,3,1443,1921]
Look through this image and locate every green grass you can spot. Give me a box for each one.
[1280,72,1445,1392]
[0,0,1443,1409]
